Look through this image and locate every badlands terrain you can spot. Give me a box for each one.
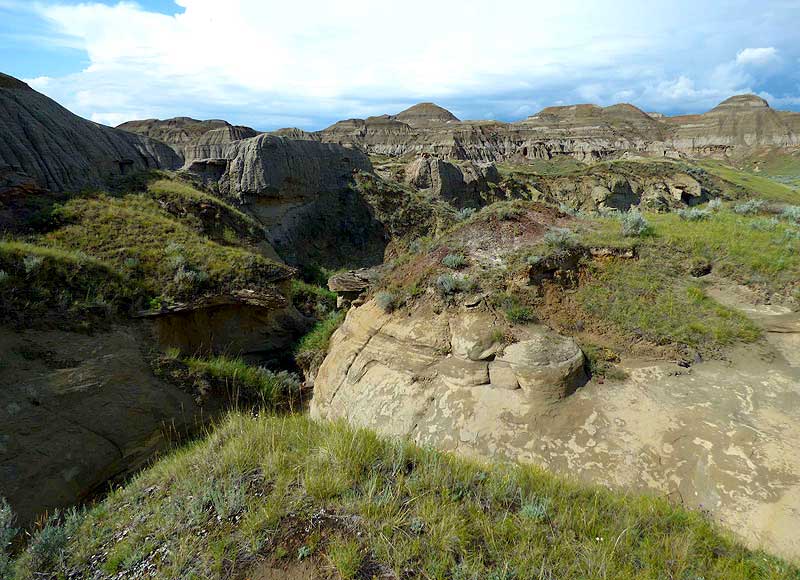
[1,70,800,578]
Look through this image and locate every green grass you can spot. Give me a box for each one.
[9,412,798,579]
[576,253,761,351]
[581,211,800,293]
[182,354,302,410]
[146,178,262,235]
[294,310,346,371]
[697,160,800,204]
[0,240,133,320]
[497,157,586,177]
[44,193,290,302]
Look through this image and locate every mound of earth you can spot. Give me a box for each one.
[0,73,180,193]
[394,102,460,127]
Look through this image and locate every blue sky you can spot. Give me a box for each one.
[1,0,799,131]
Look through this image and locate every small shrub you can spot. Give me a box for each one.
[707,198,723,211]
[748,218,779,231]
[327,537,362,580]
[0,498,16,580]
[504,304,536,324]
[28,511,69,572]
[543,228,578,251]
[456,207,476,221]
[733,199,766,215]
[677,208,711,221]
[620,210,650,237]
[436,273,468,296]
[0,270,9,285]
[442,253,467,269]
[558,203,579,216]
[495,205,522,220]
[23,254,44,273]
[375,291,397,312]
[526,255,543,266]
[781,205,800,223]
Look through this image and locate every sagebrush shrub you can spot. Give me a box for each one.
[456,207,476,221]
[677,208,711,221]
[436,273,469,296]
[0,498,16,579]
[442,254,467,269]
[707,198,723,211]
[733,199,766,215]
[781,205,800,223]
[748,218,779,231]
[620,210,650,237]
[375,291,397,312]
[23,254,44,273]
[544,228,578,250]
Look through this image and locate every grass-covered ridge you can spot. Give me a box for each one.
[8,413,797,579]
[0,240,132,321]
[44,193,291,303]
[697,160,800,204]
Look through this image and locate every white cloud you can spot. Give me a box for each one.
[736,47,778,67]
[16,0,800,126]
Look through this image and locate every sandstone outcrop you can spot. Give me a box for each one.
[310,299,587,434]
[405,156,500,208]
[118,116,259,164]
[0,73,181,193]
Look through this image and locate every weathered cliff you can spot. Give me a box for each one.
[0,73,181,193]
[318,96,800,162]
[118,116,259,164]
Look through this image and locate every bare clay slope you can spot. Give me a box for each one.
[0,73,180,193]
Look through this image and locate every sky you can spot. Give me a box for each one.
[1,0,799,131]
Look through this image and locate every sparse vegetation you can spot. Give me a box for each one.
[442,253,467,269]
[375,290,397,312]
[577,252,761,352]
[295,310,347,372]
[677,207,712,221]
[184,355,302,409]
[781,205,800,222]
[544,227,578,251]
[733,199,767,215]
[1,498,16,580]
[620,210,650,236]
[8,413,797,579]
[44,193,290,303]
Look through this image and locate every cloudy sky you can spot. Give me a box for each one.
[1,0,799,130]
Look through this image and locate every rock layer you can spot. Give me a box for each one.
[0,74,180,193]
[318,97,800,162]
[118,117,260,164]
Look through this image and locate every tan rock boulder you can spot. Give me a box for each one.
[497,326,586,401]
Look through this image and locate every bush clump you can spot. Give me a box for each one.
[375,291,397,312]
[543,228,578,251]
[781,205,800,223]
[436,273,470,296]
[707,198,723,211]
[677,208,711,221]
[0,498,16,580]
[455,207,476,221]
[620,210,650,237]
[733,199,766,215]
[442,253,467,269]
